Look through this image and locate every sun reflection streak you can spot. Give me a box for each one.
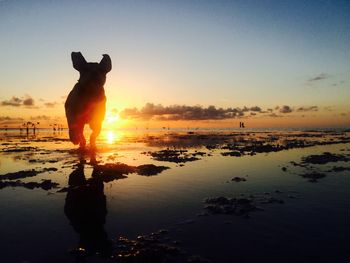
[107,130,115,144]
[105,130,122,144]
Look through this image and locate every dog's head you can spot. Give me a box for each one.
[72,52,112,88]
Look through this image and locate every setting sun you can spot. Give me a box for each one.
[106,111,120,124]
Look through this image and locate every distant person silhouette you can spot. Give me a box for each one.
[64,165,112,259]
[65,52,112,148]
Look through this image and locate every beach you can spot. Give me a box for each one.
[1,129,350,262]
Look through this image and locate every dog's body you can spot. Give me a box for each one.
[65,52,112,148]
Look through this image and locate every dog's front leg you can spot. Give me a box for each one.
[89,122,101,149]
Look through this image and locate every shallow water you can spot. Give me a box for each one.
[0,129,350,262]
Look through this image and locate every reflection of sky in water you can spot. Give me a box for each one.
[0,130,350,262]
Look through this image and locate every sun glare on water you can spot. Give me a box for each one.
[107,130,117,144]
[107,131,115,144]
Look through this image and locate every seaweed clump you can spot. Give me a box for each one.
[301,152,350,165]
[204,197,259,217]
[0,179,59,190]
[144,149,200,163]
[114,230,181,263]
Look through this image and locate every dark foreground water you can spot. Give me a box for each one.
[0,130,350,262]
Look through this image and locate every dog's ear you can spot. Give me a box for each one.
[99,54,112,73]
[71,52,87,71]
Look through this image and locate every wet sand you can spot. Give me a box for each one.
[0,129,350,262]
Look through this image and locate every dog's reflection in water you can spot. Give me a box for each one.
[64,164,112,260]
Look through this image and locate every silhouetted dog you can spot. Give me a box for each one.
[65,52,112,148]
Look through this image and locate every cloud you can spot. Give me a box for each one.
[307,73,329,82]
[119,103,325,120]
[1,96,22,106]
[0,116,24,125]
[279,105,293,113]
[268,113,283,118]
[30,115,52,121]
[29,115,64,123]
[1,95,35,107]
[297,106,318,112]
[44,101,58,108]
[23,96,35,106]
[332,80,346,87]
[259,108,274,114]
[250,106,262,112]
[120,107,140,118]
[0,115,59,126]
[119,103,266,121]
[0,116,23,122]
